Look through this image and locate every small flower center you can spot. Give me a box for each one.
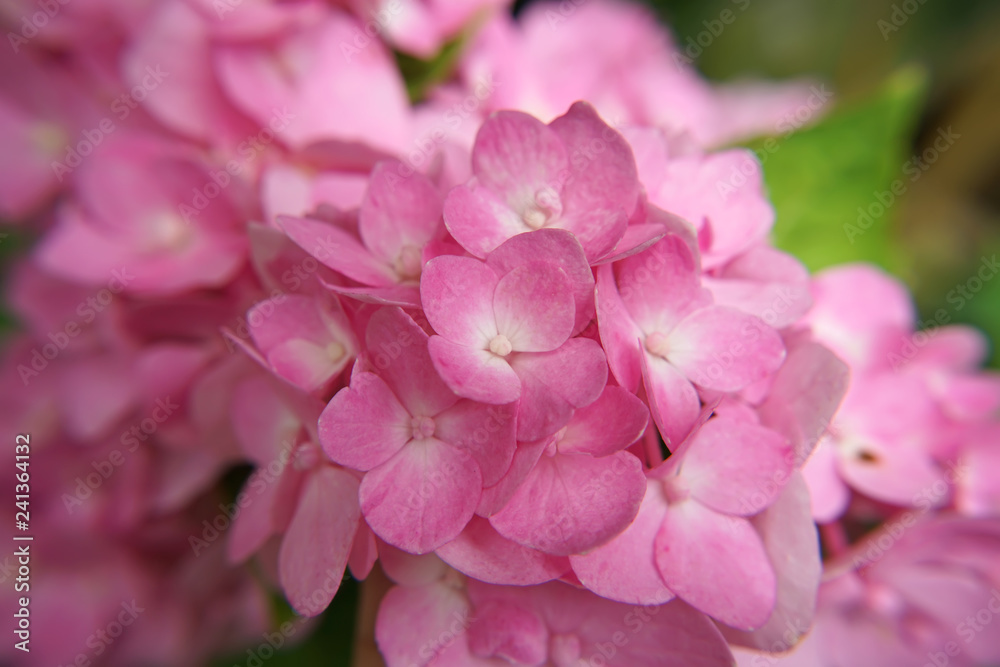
[410,415,436,440]
[521,186,561,230]
[326,341,346,363]
[293,440,323,471]
[489,334,513,357]
[644,331,671,359]
[549,634,581,667]
[394,245,423,281]
[661,472,690,504]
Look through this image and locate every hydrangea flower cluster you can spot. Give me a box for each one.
[1,0,998,665]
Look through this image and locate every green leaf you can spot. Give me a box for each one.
[395,34,467,104]
[741,67,928,272]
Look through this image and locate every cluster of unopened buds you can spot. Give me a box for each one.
[1,0,999,665]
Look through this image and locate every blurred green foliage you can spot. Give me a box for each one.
[743,67,927,274]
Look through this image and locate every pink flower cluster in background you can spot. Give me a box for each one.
[0,0,998,665]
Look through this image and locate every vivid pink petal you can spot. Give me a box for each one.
[318,372,411,471]
[592,222,667,265]
[595,263,644,392]
[667,306,786,392]
[323,283,421,308]
[490,451,645,556]
[365,307,457,418]
[227,468,284,564]
[641,351,701,449]
[681,417,794,516]
[616,234,709,333]
[722,473,821,652]
[487,228,594,334]
[655,500,776,630]
[560,385,649,457]
[359,160,442,266]
[443,183,529,258]
[438,517,570,586]
[279,466,360,617]
[435,400,517,487]
[510,337,608,441]
[360,438,481,553]
[477,438,549,517]
[428,336,521,404]
[570,479,675,605]
[420,255,499,346]
[279,215,395,286]
[493,263,574,352]
[472,110,568,206]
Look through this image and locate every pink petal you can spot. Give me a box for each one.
[359,160,442,266]
[348,522,378,580]
[323,283,421,308]
[510,337,608,441]
[758,340,850,465]
[641,351,701,448]
[468,599,549,665]
[667,306,786,392]
[560,385,649,457]
[477,438,549,517]
[428,336,521,404]
[487,228,595,334]
[365,307,457,418]
[279,215,395,286]
[595,263,644,392]
[438,517,569,586]
[420,255,499,346]
[435,400,518,487]
[375,581,473,667]
[472,110,568,207]
[722,473,821,652]
[318,372,412,471]
[799,437,851,523]
[360,438,481,553]
[490,451,645,556]
[493,263,574,352]
[279,466,360,616]
[570,479,676,605]
[592,222,667,265]
[443,183,530,258]
[655,500,776,630]
[616,234,709,333]
[681,417,794,517]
